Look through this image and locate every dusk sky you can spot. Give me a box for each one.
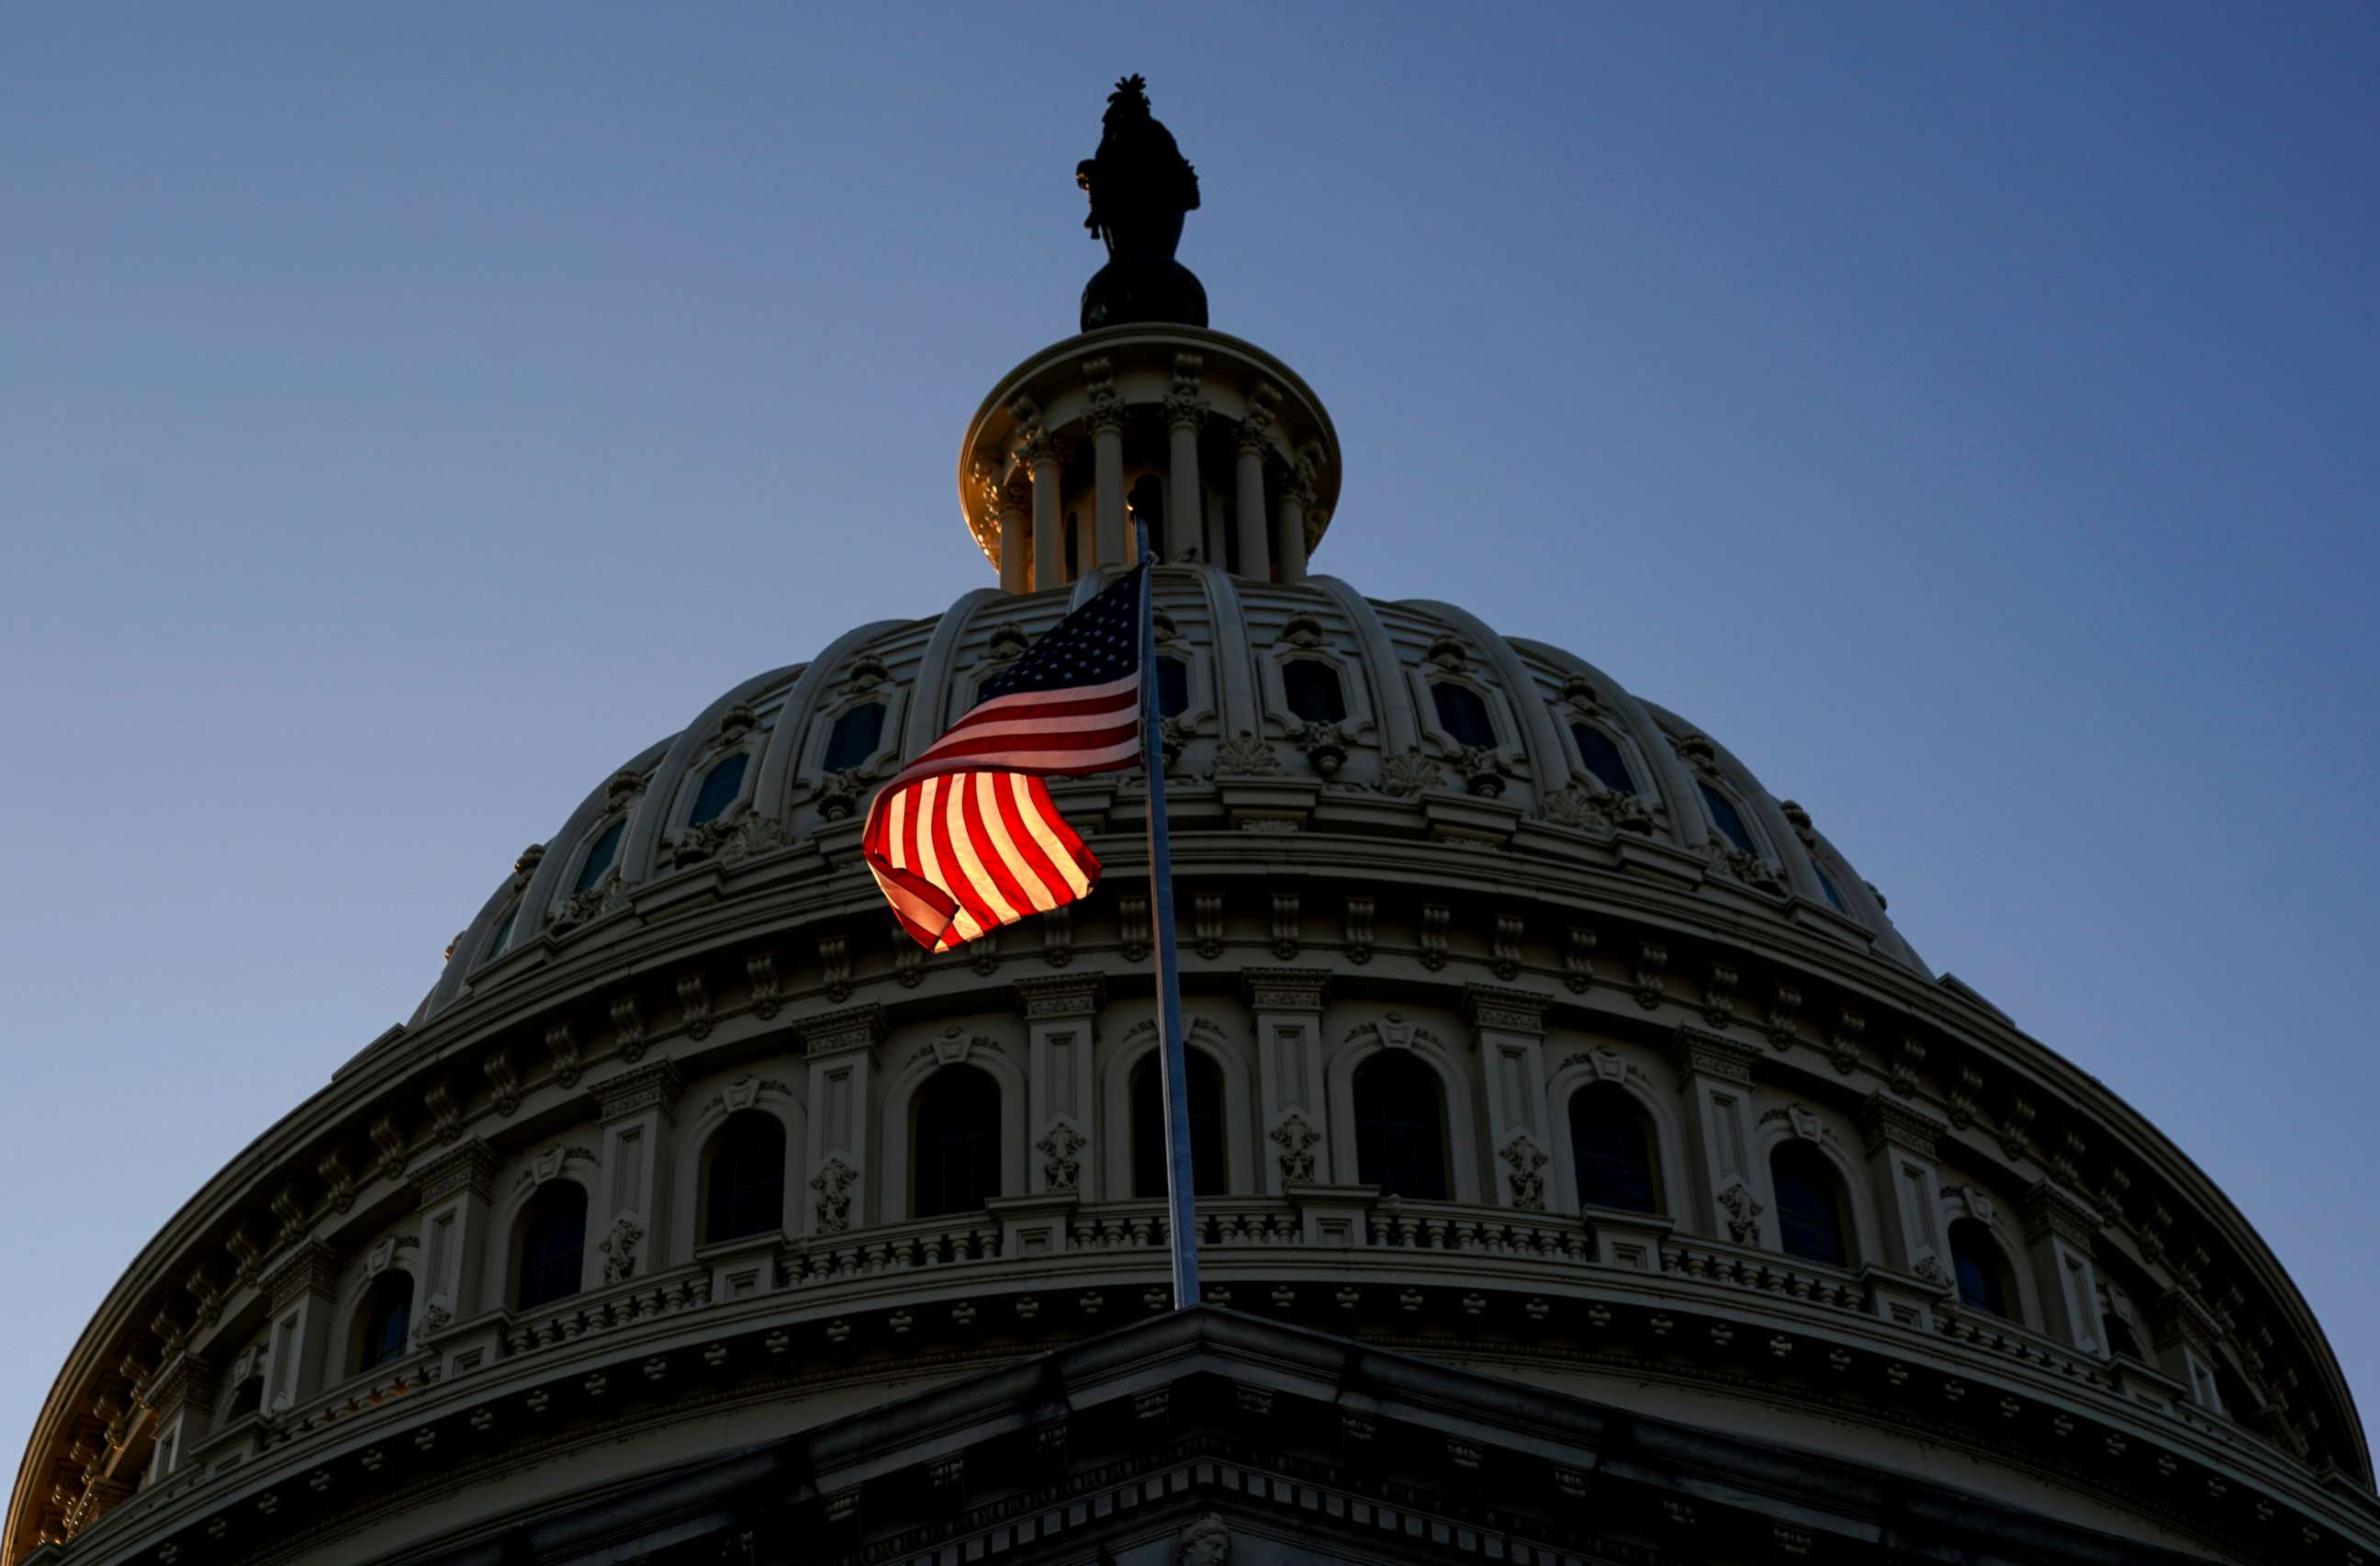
[4,6,2375,1489]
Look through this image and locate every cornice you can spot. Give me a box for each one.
[2021,1180,2103,1248]
[410,1140,498,1208]
[1859,1093,1948,1159]
[261,1240,342,1311]
[1010,974,1106,1020]
[592,1059,684,1122]
[1240,967,1329,1013]
[1462,983,1551,1036]
[798,1005,887,1060]
[1664,1025,1762,1087]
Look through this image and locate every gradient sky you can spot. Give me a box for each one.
[5,4,2375,1492]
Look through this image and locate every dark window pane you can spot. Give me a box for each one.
[1354,1052,1447,1200]
[1949,1219,2009,1316]
[690,751,749,826]
[914,1065,1002,1218]
[1131,1051,1227,1198]
[479,905,518,966]
[358,1275,413,1371]
[704,1110,787,1243]
[2105,1314,2142,1359]
[572,820,623,895]
[1770,1143,1847,1266]
[1813,863,1849,913]
[1697,781,1757,854]
[1431,682,1497,749]
[823,703,886,773]
[1157,658,1191,719]
[516,1183,588,1310]
[1569,724,1635,795]
[1569,1086,1656,1213]
[1284,659,1348,724]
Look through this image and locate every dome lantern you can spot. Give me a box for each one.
[959,79,1342,593]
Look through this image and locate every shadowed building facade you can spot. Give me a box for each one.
[10,78,2377,1566]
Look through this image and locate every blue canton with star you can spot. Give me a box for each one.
[976,565,1146,704]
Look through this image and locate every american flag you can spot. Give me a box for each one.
[863,565,1148,951]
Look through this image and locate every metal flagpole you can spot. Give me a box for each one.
[1136,515,1201,1310]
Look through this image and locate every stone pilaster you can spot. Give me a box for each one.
[1244,968,1330,1194]
[1464,984,1553,1211]
[801,1006,885,1235]
[1014,975,1104,1200]
[2151,1289,2229,1411]
[1664,1026,1768,1247]
[258,1239,342,1414]
[2021,1179,2106,1355]
[590,1059,682,1290]
[141,1355,219,1479]
[411,1138,498,1326]
[1858,1093,1952,1282]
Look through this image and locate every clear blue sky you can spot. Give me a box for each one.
[4,4,2374,1488]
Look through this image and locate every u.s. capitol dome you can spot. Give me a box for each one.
[12,80,2376,1566]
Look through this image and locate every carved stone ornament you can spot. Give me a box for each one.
[814,769,870,822]
[599,1214,643,1283]
[1379,749,1443,798]
[810,1156,859,1234]
[716,811,791,867]
[1541,782,1653,835]
[1718,1182,1765,1245]
[1174,1512,1232,1566]
[1500,1133,1550,1211]
[546,867,628,937]
[1702,839,1788,896]
[1293,720,1351,777]
[1454,744,1509,798]
[1270,1110,1321,1184]
[1038,1122,1087,1191]
[1212,733,1280,778]
[668,814,742,868]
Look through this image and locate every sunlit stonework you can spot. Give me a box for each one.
[11,80,2376,1566]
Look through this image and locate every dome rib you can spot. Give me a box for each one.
[750,619,911,816]
[1308,574,1420,755]
[1185,566,1262,741]
[900,588,1005,762]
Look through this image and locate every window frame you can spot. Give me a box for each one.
[1352,1050,1452,1202]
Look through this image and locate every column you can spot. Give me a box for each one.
[1027,432,1064,591]
[1015,975,1103,1200]
[591,1060,682,1289]
[1663,1026,1768,1246]
[2020,1180,2107,1355]
[257,1241,341,1413]
[801,1006,885,1234]
[411,1139,498,1327]
[1275,459,1315,584]
[997,474,1030,594]
[1234,431,1271,581]
[1465,985,1554,1210]
[1085,358,1128,568]
[1244,969,1331,1196]
[1165,354,1206,562]
[1205,489,1229,572]
[1074,503,1096,578]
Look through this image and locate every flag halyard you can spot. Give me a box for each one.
[862,567,1147,952]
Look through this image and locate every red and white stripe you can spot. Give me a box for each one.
[862,670,1140,951]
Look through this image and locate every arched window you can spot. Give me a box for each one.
[1769,1142,1849,1267]
[1948,1219,2011,1317]
[515,1181,588,1312]
[1568,1085,1657,1213]
[2104,1313,2143,1360]
[1697,781,1757,855]
[1156,657,1192,719]
[572,819,624,895]
[823,703,886,773]
[1130,1050,1226,1199]
[1353,1052,1448,1200]
[1431,682,1498,749]
[1812,862,1850,914]
[689,751,750,826]
[355,1272,414,1372]
[704,1110,787,1244]
[913,1065,1002,1218]
[1569,723,1636,795]
[478,903,519,966]
[1283,659,1348,725]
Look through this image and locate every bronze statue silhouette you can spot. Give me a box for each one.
[1075,75,1208,331]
